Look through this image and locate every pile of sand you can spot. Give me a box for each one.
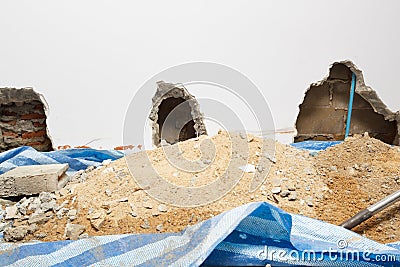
[2,131,399,244]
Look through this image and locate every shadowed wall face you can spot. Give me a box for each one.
[157,97,196,144]
[149,81,207,147]
[295,64,397,144]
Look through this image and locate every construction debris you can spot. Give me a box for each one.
[0,164,69,197]
[0,131,398,244]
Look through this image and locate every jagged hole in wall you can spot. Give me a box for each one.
[157,97,196,144]
[295,63,397,144]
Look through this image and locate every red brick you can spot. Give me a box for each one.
[34,104,44,110]
[2,131,18,137]
[33,122,46,127]
[22,130,46,139]
[2,111,17,116]
[25,141,43,146]
[21,113,46,120]
[2,120,17,126]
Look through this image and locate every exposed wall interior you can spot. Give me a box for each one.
[149,81,207,147]
[295,61,400,145]
[0,88,53,152]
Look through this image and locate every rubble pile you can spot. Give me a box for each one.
[0,131,399,243]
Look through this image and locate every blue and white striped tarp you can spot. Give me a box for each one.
[0,146,124,176]
[0,202,399,266]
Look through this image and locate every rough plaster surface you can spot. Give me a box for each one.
[0,87,54,152]
[149,81,207,147]
[0,163,69,197]
[295,61,399,144]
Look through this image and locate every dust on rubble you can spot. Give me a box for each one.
[1,131,399,244]
[314,134,400,243]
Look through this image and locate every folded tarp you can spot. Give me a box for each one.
[0,202,398,266]
[0,146,124,176]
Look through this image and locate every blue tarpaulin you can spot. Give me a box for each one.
[0,146,124,176]
[290,141,342,154]
[0,202,399,266]
[0,142,399,266]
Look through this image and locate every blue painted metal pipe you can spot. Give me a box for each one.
[345,72,356,138]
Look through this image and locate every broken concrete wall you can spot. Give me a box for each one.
[0,87,53,152]
[295,61,399,145]
[149,81,207,147]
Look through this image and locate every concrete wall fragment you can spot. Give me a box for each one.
[149,81,207,147]
[0,87,54,152]
[295,61,399,145]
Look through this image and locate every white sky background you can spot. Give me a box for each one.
[0,1,399,149]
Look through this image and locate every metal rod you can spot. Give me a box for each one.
[345,72,356,138]
[340,189,400,229]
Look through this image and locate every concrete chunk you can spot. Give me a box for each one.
[0,164,69,197]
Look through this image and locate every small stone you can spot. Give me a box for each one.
[303,168,313,175]
[264,153,276,163]
[239,164,255,173]
[105,189,112,197]
[0,222,11,232]
[27,223,38,234]
[256,165,264,172]
[304,186,310,191]
[18,198,32,215]
[330,166,338,172]
[90,214,105,231]
[158,204,168,213]
[279,190,290,198]
[271,178,281,187]
[28,213,52,225]
[58,188,69,197]
[79,233,89,239]
[34,232,47,239]
[65,223,85,240]
[283,182,294,191]
[4,226,28,242]
[67,209,77,220]
[172,172,179,177]
[347,167,356,176]
[288,192,297,201]
[40,199,57,212]
[56,200,69,211]
[271,187,281,194]
[239,132,247,139]
[39,192,55,203]
[56,208,69,219]
[88,210,102,220]
[130,211,138,217]
[156,224,163,231]
[71,196,77,205]
[143,202,153,209]
[28,198,41,211]
[305,197,314,207]
[5,205,19,220]
[140,219,150,229]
